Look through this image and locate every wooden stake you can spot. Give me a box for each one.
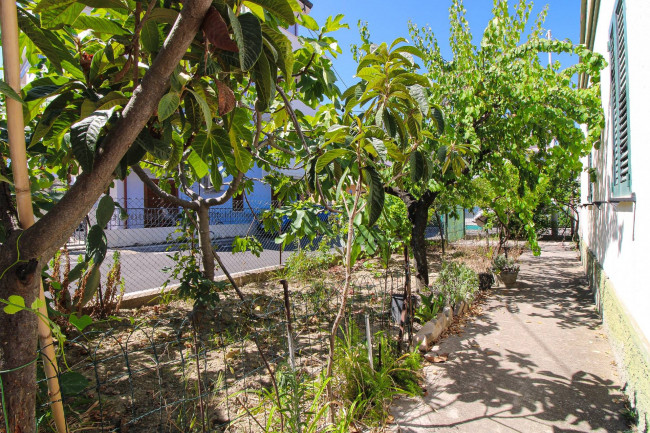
[0,1,67,431]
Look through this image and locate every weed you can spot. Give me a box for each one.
[333,324,422,425]
[415,291,445,324]
[434,261,479,306]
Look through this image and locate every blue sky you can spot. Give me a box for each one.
[308,0,581,89]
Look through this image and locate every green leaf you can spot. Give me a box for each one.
[187,150,209,179]
[140,20,160,53]
[40,2,84,28]
[145,7,179,24]
[67,261,86,283]
[245,0,296,25]
[409,84,429,116]
[362,166,385,227]
[17,7,83,78]
[252,47,273,110]
[410,150,425,182]
[3,295,26,314]
[68,313,93,331]
[432,105,445,135]
[134,128,172,161]
[72,16,129,35]
[31,93,76,144]
[30,298,45,310]
[96,195,115,228]
[86,225,107,264]
[316,149,353,173]
[187,89,213,131]
[70,110,111,172]
[228,10,263,72]
[158,92,180,122]
[262,24,294,78]
[230,128,253,173]
[0,80,26,106]
[0,174,13,186]
[82,265,101,306]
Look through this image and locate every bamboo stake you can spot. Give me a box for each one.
[0,1,68,431]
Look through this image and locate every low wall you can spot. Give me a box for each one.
[120,264,282,309]
[105,224,253,248]
[581,239,650,431]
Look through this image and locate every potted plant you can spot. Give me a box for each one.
[491,254,520,287]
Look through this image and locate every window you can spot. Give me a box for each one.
[232,193,244,211]
[609,0,632,197]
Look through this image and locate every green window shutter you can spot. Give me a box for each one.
[610,0,632,197]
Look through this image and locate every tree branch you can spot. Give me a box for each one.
[19,0,214,263]
[203,171,244,206]
[132,164,198,210]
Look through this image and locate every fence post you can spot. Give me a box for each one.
[365,314,374,371]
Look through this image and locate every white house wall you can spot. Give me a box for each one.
[579,0,650,357]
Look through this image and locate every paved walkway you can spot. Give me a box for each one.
[392,242,629,432]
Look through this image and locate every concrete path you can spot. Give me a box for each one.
[392,242,629,432]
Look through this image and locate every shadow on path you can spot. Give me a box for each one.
[392,242,628,432]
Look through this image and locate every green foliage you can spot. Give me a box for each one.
[415,291,445,324]
[174,252,226,309]
[491,254,520,273]
[231,235,263,257]
[284,245,335,281]
[334,324,422,425]
[407,0,606,254]
[433,261,479,306]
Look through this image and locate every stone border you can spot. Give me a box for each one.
[120,265,283,309]
[415,299,471,352]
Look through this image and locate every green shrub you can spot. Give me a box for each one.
[434,261,479,306]
[284,244,336,281]
[334,324,422,425]
[491,254,520,273]
[415,291,445,324]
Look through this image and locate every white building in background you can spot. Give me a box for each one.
[579,1,649,430]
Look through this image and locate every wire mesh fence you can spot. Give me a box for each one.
[64,199,468,299]
[65,199,299,297]
[1,271,409,432]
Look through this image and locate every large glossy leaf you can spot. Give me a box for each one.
[362,165,385,227]
[410,150,425,182]
[409,84,429,116]
[86,226,107,264]
[0,80,26,106]
[432,105,445,135]
[145,7,179,24]
[252,48,272,110]
[141,20,160,53]
[230,128,253,173]
[40,2,84,29]
[315,148,353,173]
[187,89,213,131]
[95,195,115,228]
[30,92,75,144]
[202,7,239,52]
[229,10,263,72]
[187,150,209,178]
[134,128,172,161]
[17,8,83,78]
[72,16,129,35]
[262,24,294,78]
[193,128,236,173]
[158,92,180,122]
[70,110,111,172]
[81,265,101,307]
[246,0,295,25]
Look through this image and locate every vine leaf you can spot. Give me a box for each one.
[202,7,239,52]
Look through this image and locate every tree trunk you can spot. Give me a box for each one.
[408,202,430,290]
[0,233,40,433]
[196,203,215,281]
